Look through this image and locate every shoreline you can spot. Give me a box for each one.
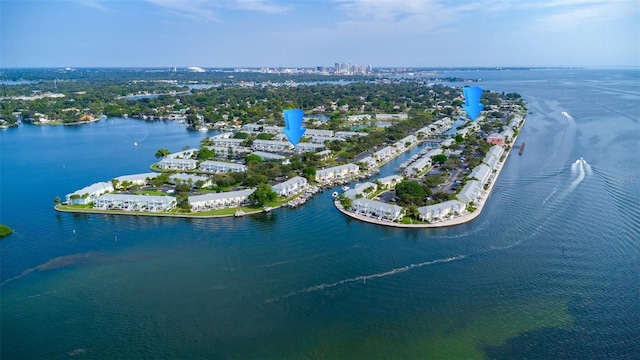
[54,203,277,218]
[333,128,522,228]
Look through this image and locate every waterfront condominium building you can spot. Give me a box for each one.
[417,200,466,222]
[271,176,308,196]
[188,189,256,211]
[199,161,247,173]
[351,198,404,222]
[315,163,360,182]
[65,182,114,205]
[94,194,176,212]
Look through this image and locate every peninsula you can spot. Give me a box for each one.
[51,74,526,227]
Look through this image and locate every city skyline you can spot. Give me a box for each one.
[1,0,639,68]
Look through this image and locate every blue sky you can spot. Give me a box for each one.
[1,0,639,68]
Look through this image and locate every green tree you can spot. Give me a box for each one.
[245,154,263,164]
[249,184,277,206]
[233,132,249,139]
[395,180,427,206]
[455,134,464,143]
[197,147,215,160]
[302,167,316,182]
[256,133,274,140]
[155,148,170,159]
[431,154,448,164]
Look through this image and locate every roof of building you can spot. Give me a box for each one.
[457,180,482,203]
[272,176,307,190]
[97,193,175,204]
[114,173,159,182]
[200,160,246,168]
[318,163,359,174]
[188,189,256,203]
[417,200,466,214]
[69,181,113,196]
[252,151,285,160]
[470,164,492,184]
[377,174,402,184]
[352,198,403,213]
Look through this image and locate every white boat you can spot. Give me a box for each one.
[198,126,208,132]
[234,210,245,217]
[342,186,350,191]
[332,192,339,198]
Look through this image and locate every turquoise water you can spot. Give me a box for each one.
[1,69,639,359]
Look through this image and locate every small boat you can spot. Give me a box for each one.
[342,186,350,191]
[198,126,208,132]
[332,192,339,198]
[519,142,525,155]
[234,210,245,217]
[263,206,272,212]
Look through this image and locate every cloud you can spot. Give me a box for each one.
[145,0,220,22]
[530,1,639,31]
[144,0,289,22]
[77,0,113,12]
[231,0,290,13]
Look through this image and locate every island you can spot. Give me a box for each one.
[0,224,13,239]
[49,72,526,227]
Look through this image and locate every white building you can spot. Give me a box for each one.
[351,198,403,222]
[210,137,245,147]
[305,129,334,137]
[316,163,359,182]
[252,139,293,153]
[470,164,492,185]
[157,158,197,170]
[347,114,372,122]
[113,173,159,186]
[393,135,418,150]
[501,128,515,141]
[242,123,263,132]
[441,138,455,148]
[166,149,196,159]
[271,176,308,196]
[487,145,504,159]
[66,182,114,205]
[376,113,408,120]
[457,180,482,204]
[373,146,396,161]
[431,117,453,132]
[335,131,366,139]
[252,151,285,161]
[309,135,341,144]
[295,142,325,152]
[484,154,499,170]
[189,189,256,211]
[199,160,247,173]
[94,194,176,212]
[377,175,402,189]
[405,149,442,176]
[357,156,377,169]
[263,126,283,134]
[315,149,332,160]
[417,200,466,222]
[344,181,377,199]
[415,126,432,137]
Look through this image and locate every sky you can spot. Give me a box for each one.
[1,0,639,68]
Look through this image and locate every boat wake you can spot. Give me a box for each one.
[570,157,592,192]
[265,255,465,303]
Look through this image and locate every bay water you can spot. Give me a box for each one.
[1,68,638,359]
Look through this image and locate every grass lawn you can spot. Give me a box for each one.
[399,216,428,225]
